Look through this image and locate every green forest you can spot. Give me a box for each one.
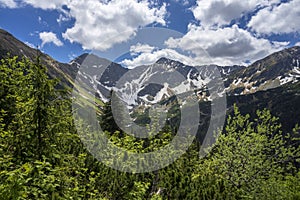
[0,56,299,199]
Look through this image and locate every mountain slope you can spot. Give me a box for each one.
[0,29,76,87]
[227,80,300,132]
[74,46,300,108]
[1,28,300,133]
[225,46,300,95]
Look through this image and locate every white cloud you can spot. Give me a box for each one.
[166,24,287,65]
[172,0,190,6]
[4,0,167,52]
[0,0,17,8]
[192,0,280,27]
[177,0,293,65]
[39,32,63,47]
[121,47,197,69]
[24,41,36,49]
[121,42,204,68]
[62,0,167,51]
[248,0,300,35]
[129,43,157,56]
[7,0,296,67]
[21,0,66,9]
[38,16,49,26]
[57,13,71,25]
[272,41,290,48]
[182,0,190,6]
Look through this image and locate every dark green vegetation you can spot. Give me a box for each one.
[1,28,300,199]
[0,56,299,199]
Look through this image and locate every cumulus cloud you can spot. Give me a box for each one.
[192,0,280,27]
[121,44,197,68]
[248,0,300,35]
[62,0,167,51]
[39,32,63,47]
[7,0,166,51]
[129,43,157,56]
[272,41,290,48]
[166,24,287,65]
[180,0,292,65]
[21,0,66,9]
[0,0,17,8]
[6,0,296,66]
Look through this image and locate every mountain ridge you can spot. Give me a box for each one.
[0,29,77,87]
[2,27,299,97]
[1,28,300,133]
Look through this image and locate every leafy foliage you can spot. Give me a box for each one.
[192,105,300,199]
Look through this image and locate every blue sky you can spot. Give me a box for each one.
[0,0,299,67]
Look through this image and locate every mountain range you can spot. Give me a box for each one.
[1,28,300,134]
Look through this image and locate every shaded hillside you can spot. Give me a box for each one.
[0,29,76,87]
[227,81,300,133]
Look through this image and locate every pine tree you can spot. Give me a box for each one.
[100,90,122,134]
